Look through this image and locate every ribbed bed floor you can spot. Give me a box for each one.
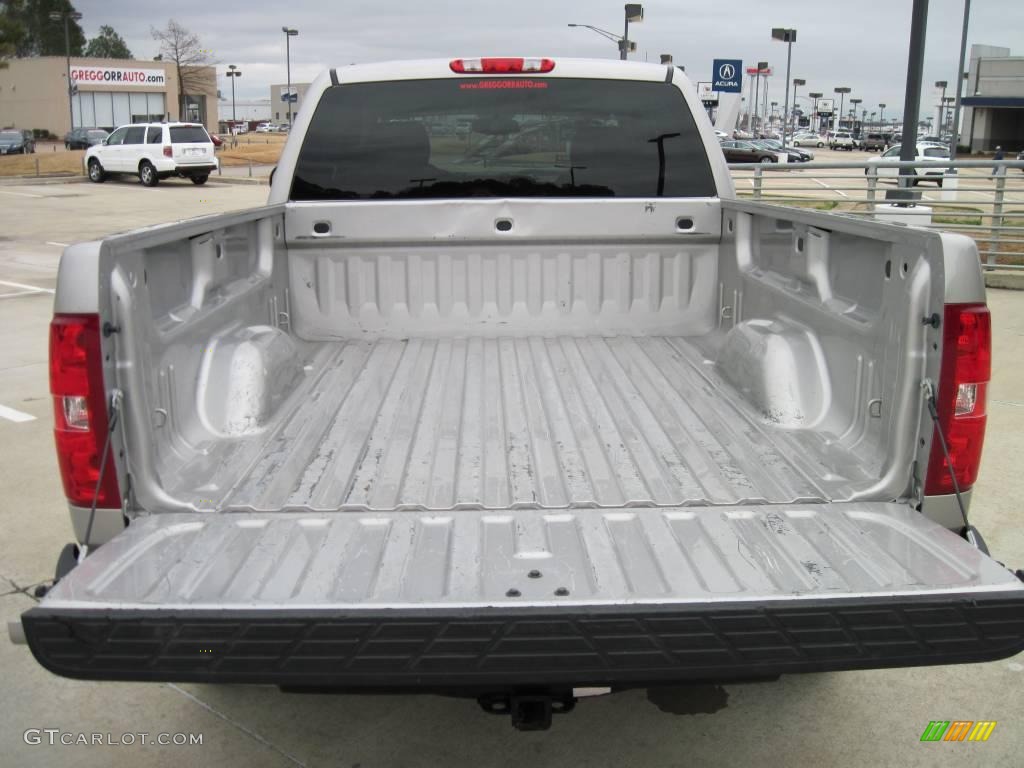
[177,336,830,511]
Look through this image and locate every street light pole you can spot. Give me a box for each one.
[771,28,797,147]
[791,78,805,135]
[282,27,299,126]
[879,103,886,130]
[949,0,971,160]
[49,10,82,133]
[934,80,947,135]
[226,65,241,125]
[896,0,930,200]
[850,97,862,132]
[752,61,767,135]
[834,87,851,130]
[621,4,644,61]
[808,91,822,133]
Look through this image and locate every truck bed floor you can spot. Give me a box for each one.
[176,336,832,512]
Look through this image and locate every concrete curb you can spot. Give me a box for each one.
[0,175,86,186]
[209,176,269,186]
[984,270,1024,291]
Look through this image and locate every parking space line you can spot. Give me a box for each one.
[0,189,43,198]
[811,177,848,198]
[0,291,44,299]
[0,279,55,294]
[0,404,36,423]
[45,242,69,247]
[167,684,308,767]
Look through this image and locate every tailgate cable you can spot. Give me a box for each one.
[921,379,973,543]
[80,389,123,560]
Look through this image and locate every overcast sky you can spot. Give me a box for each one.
[78,0,1022,121]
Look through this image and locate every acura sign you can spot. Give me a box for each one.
[711,59,742,93]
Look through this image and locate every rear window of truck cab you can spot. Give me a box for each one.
[291,78,717,200]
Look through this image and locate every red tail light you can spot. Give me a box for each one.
[924,304,991,496]
[450,57,556,74]
[163,145,173,158]
[49,314,121,508]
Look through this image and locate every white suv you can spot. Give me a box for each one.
[85,122,218,187]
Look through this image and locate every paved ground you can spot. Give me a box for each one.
[0,180,1022,767]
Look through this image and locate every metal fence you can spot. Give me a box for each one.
[727,159,1024,270]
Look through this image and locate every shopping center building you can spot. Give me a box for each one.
[0,56,218,137]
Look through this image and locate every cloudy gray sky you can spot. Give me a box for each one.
[78,0,1022,120]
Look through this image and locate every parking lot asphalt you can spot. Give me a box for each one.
[1,179,1022,767]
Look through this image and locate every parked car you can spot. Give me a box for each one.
[719,139,778,163]
[792,132,825,148]
[64,127,109,150]
[0,129,35,154]
[210,133,224,148]
[17,57,1024,732]
[255,123,273,133]
[865,143,950,186]
[1018,149,1024,171]
[85,122,218,187]
[860,133,886,152]
[753,139,813,162]
[829,131,856,150]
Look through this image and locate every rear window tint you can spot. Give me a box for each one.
[292,77,717,200]
[169,126,210,144]
[924,147,950,158]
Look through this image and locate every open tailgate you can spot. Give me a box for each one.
[22,503,1024,687]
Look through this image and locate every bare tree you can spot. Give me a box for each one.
[151,20,213,112]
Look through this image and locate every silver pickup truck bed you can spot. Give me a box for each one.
[183,334,825,513]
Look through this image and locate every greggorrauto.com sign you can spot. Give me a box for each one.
[69,66,167,87]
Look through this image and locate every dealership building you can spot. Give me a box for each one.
[0,56,218,137]
[269,82,312,124]
[961,44,1024,152]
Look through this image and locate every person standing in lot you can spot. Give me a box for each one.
[992,146,1004,176]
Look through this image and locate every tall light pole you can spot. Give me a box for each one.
[622,4,644,61]
[942,96,955,134]
[771,28,797,147]
[949,0,971,159]
[49,9,82,133]
[282,27,299,126]
[791,78,805,134]
[753,61,768,135]
[850,97,862,132]
[896,0,929,201]
[934,80,947,135]
[226,65,242,126]
[879,103,886,130]
[834,86,851,130]
[808,91,823,133]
